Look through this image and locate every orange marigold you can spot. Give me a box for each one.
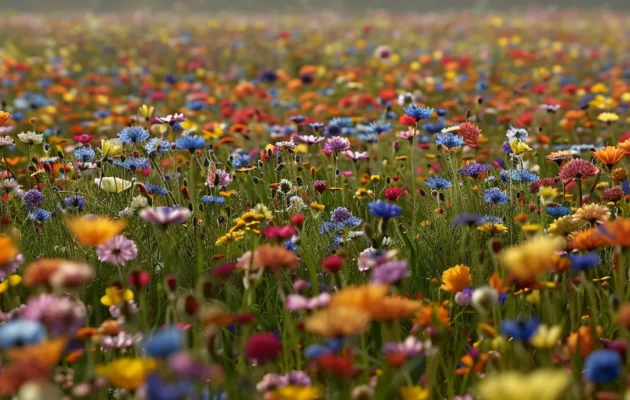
[441,265,472,293]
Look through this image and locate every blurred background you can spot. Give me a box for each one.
[0,0,628,12]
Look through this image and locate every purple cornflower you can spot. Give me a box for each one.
[458,162,491,178]
[371,260,410,284]
[452,213,483,227]
[21,294,86,336]
[331,207,353,223]
[22,189,44,207]
[101,331,140,350]
[140,206,192,225]
[323,137,351,152]
[96,235,138,266]
[168,352,210,380]
[294,135,325,145]
[285,371,311,386]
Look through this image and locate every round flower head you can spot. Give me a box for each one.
[558,159,599,181]
[371,260,410,284]
[175,135,206,153]
[458,162,491,178]
[323,137,351,152]
[403,104,434,121]
[97,235,138,266]
[117,126,150,144]
[140,207,192,225]
[483,187,509,205]
[435,132,464,149]
[584,350,622,383]
[22,189,44,207]
[368,201,402,220]
[506,126,529,141]
[18,131,43,145]
[458,122,481,148]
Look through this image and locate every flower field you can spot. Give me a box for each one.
[1,9,630,400]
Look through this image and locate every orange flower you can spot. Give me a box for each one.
[594,218,630,247]
[592,146,625,168]
[329,284,389,310]
[368,297,422,321]
[8,338,66,366]
[0,111,10,125]
[235,244,299,271]
[23,258,63,287]
[305,307,371,337]
[440,265,472,293]
[489,273,510,294]
[567,325,602,357]
[570,228,606,251]
[415,303,450,328]
[0,235,18,266]
[65,215,126,247]
[455,352,488,375]
[617,139,630,154]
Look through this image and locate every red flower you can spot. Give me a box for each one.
[262,225,297,240]
[73,134,93,144]
[128,270,150,289]
[458,122,481,148]
[291,214,305,227]
[314,351,360,379]
[244,333,282,363]
[384,187,408,202]
[399,115,416,126]
[213,262,237,279]
[558,159,599,181]
[322,254,343,274]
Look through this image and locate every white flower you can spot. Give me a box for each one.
[130,195,149,210]
[506,126,528,141]
[17,131,44,145]
[94,177,133,193]
[0,136,14,147]
[471,286,499,313]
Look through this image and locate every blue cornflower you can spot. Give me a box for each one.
[308,122,324,132]
[259,69,278,83]
[175,135,206,153]
[569,252,600,271]
[368,201,403,219]
[368,122,392,134]
[501,141,513,154]
[477,216,503,225]
[357,132,378,143]
[452,213,483,227]
[146,374,193,400]
[114,157,150,171]
[146,183,169,196]
[500,169,539,183]
[63,195,86,212]
[319,221,344,235]
[329,117,353,128]
[435,132,464,148]
[73,146,96,162]
[145,138,173,155]
[500,318,540,341]
[304,339,344,359]
[284,239,298,252]
[458,162,491,178]
[22,189,44,207]
[584,350,622,383]
[117,126,150,144]
[403,104,434,121]
[0,319,47,349]
[232,153,250,168]
[323,124,342,137]
[28,208,51,223]
[426,176,452,190]
[201,195,226,205]
[546,205,572,218]
[483,188,509,205]
[331,207,354,223]
[186,100,206,111]
[145,327,184,358]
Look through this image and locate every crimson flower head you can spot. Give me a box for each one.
[458,122,481,148]
[291,213,305,227]
[313,180,327,193]
[128,270,150,289]
[384,187,408,202]
[558,159,599,182]
[73,134,93,144]
[244,332,282,363]
[212,262,237,279]
[322,254,343,274]
[262,225,297,240]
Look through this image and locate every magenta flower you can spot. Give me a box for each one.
[97,235,138,266]
[323,137,351,152]
[341,150,369,161]
[21,294,86,336]
[294,135,325,145]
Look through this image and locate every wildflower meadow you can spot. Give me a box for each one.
[2,8,630,400]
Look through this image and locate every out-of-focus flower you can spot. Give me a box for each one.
[584,350,622,383]
[501,235,565,280]
[95,358,157,390]
[244,332,282,364]
[94,177,133,193]
[530,324,563,348]
[477,369,570,400]
[140,207,191,225]
[66,215,126,247]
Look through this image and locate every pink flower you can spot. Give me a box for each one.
[558,159,599,181]
[96,235,138,266]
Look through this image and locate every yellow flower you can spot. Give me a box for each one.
[0,235,18,266]
[370,175,381,182]
[101,286,134,307]
[100,139,123,157]
[521,224,542,234]
[0,275,21,294]
[525,290,540,305]
[509,140,532,155]
[530,324,563,348]
[591,83,609,93]
[477,369,570,400]
[539,187,558,204]
[400,386,430,400]
[253,203,274,221]
[269,386,320,400]
[137,104,155,120]
[441,265,472,293]
[95,358,157,390]
[66,215,126,247]
[477,223,508,234]
[215,230,245,246]
[94,177,133,193]
[310,202,325,211]
[354,188,374,199]
[598,112,619,123]
[501,235,565,281]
